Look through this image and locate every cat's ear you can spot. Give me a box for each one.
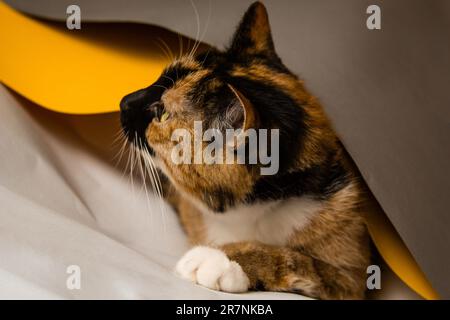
[228,2,276,58]
[226,84,257,131]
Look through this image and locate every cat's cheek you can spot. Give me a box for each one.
[175,246,250,293]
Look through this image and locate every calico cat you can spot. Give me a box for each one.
[120,2,370,299]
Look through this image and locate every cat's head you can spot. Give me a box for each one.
[120,2,332,213]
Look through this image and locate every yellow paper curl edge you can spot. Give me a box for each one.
[0,1,440,299]
[0,2,168,114]
[365,207,439,300]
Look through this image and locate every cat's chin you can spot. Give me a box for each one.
[147,153,240,215]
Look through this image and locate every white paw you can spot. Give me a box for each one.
[175,246,250,293]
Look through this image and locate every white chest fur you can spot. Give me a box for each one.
[201,197,323,246]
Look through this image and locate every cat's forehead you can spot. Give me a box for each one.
[161,69,211,111]
[159,57,212,111]
[161,56,210,89]
[163,49,226,80]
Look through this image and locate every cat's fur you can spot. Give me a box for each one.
[120,2,371,299]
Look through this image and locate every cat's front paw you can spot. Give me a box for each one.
[175,246,250,293]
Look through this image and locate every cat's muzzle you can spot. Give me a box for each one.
[120,86,164,151]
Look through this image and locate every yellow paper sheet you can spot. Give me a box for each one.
[0,2,169,114]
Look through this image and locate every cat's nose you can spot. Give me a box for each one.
[120,89,155,144]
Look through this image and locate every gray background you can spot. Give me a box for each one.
[4,0,450,298]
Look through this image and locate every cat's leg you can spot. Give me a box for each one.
[221,242,367,299]
[176,241,367,299]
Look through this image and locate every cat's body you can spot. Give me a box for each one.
[120,2,371,299]
[167,163,369,299]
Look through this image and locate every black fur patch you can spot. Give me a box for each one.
[245,151,350,203]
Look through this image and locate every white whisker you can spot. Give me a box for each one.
[152,84,169,91]
[154,38,173,61]
[136,140,156,233]
[141,148,167,236]
[193,0,212,58]
[161,74,175,86]
[113,131,129,167]
[177,32,184,58]
[157,37,175,61]
[188,0,201,59]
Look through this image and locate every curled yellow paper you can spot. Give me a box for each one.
[365,206,439,300]
[0,1,170,114]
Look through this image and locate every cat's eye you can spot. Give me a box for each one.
[149,101,170,123]
[160,111,170,122]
